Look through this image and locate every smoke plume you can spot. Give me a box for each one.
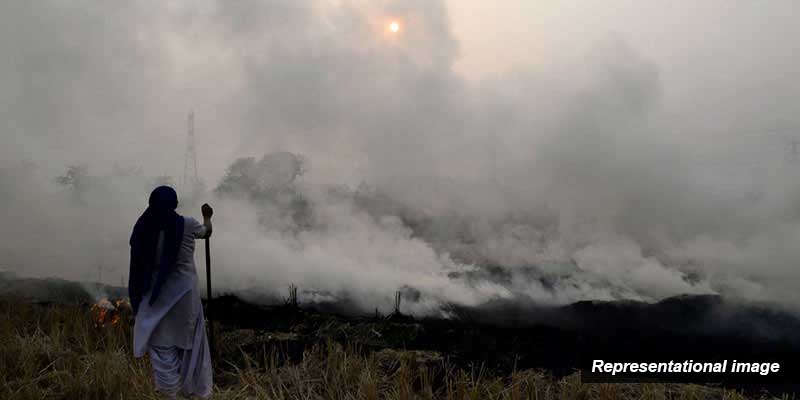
[2,1,800,315]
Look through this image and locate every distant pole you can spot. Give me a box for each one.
[205,236,215,355]
[792,138,800,162]
[183,111,199,194]
[394,291,402,315]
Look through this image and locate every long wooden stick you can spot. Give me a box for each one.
[205,236,215,355]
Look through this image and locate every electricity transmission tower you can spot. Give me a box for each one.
[791,138,800,163]
[182,111,200,195]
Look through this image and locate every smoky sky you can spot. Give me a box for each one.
[2,1,800,314]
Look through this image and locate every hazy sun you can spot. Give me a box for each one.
[389,21,400,33]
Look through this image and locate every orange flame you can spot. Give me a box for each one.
[91,297,130,328]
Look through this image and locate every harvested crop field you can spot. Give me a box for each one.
[0,297,762,400]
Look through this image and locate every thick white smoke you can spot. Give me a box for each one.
[2,1,800,314]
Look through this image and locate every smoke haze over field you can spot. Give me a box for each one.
[2,1,800,314]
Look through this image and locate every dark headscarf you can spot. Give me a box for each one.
[128,186,184,314]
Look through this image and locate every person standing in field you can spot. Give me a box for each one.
[128,186,213,398]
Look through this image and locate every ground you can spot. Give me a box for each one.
[0,296,765,400]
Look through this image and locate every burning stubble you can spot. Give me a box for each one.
[91,298,131,329]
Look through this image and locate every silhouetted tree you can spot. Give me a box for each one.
[216,153,312,231]
[54,165,90,203]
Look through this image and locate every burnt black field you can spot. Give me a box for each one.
[207,293,800,391]
[3,271,798,393]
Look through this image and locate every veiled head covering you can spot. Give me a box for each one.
[148,185,178,213]
[128,186,184,314]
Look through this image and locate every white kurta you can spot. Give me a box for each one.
[133,217,212,399]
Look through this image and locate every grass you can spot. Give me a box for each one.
[0,297,763,399]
